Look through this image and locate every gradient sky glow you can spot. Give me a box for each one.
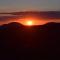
[0,0,60,12]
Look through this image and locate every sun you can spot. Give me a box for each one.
[26,20,33,26]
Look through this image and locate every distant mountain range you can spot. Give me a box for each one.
[0,22,60,60]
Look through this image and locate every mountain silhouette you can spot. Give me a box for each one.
[0,22,60,60]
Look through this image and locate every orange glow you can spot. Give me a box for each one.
[18,18,48,26]
[25,20,33,26]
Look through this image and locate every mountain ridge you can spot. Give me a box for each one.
[0,22,60,60]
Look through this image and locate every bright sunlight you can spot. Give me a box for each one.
[26,20,33,26]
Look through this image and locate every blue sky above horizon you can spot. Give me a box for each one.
[0,0,60,12]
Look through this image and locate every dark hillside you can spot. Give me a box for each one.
[0,22,60,60]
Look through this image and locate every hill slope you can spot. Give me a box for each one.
[0,22,60,60]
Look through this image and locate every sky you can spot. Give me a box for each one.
[0,0,60,12]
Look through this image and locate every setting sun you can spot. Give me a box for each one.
[26,20,33,26]
[18,18,48,26]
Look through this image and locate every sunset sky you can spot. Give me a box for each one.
[0,0,60,12]
[0,0,60,25]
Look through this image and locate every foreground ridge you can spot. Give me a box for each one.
[0,22,60,60]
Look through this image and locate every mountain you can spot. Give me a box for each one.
[0,22,60,60]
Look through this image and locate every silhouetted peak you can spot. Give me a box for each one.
[8,22,22,25]
[44,22,60,26]
[0,22,60,30]
[3,22,23,27]
[0,22,24,30]
[46,22,57,24]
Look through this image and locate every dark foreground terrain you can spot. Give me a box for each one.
[0,22,60,60]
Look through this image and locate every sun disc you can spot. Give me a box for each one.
[26,20,33,26]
